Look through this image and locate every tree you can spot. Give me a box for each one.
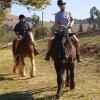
[89,6,100,30]
[0,0,11,27]
[32,14,40,28]
[0,11,7,26]
[79,23,83,32]
[90,7,96,30]
[0,0,51,10]
[0,0,51,28]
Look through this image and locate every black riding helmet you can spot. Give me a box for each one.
[19,14,25,19]
[57,0,66,6]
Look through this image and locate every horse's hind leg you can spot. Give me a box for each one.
[54,63,65,99]
[69,62,75,90]
[30,57,36,77]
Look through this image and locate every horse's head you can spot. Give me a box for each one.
[51,25,73,62]
[53,25,70,41]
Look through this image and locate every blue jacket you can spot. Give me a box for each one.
[55,11,73,27]
[14,22,31,36]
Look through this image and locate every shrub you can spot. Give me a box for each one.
[34,26,51,40]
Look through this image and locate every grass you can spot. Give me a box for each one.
[0,32,100,100]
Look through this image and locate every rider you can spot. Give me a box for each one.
[45,0,82,62]
[13,14,38,55]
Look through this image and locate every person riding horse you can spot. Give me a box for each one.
[45,0,82,62]
[13,14,38,55]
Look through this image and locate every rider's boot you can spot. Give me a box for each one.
[34,48,39,56]
[28,31,39,56]
[45,52,50,61]
[76,53,82,62]
[45,37,54,61]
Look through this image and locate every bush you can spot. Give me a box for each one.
[34,26,51,40]
[0,28,4,38]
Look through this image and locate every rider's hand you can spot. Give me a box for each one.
[67,25,72,29]
[18,35,22,40]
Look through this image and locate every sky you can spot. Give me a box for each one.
[10,0,100,22]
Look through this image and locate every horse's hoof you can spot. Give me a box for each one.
[21,75,26,77]
[19,73,22,75]
[13,71,16,74]
[13,69,16,74]
[70,87,75,90]
[21,74,26,77]
[56,95,62,100]
[30,74,36,78]
[65,82,70,87]
[70,84,75,90]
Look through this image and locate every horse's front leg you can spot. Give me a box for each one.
[30,57,36,77]
[69,61,75,90]
[54,62,65,99]
[13,56,21,74]
[65,66,70,87]
[13,56,17,74]
[20,57,26,77]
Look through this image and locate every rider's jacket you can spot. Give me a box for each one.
[55,10,73,31]
[14,22,31,36]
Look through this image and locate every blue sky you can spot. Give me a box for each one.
[10,0,100,21]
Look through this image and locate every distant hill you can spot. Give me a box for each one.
[3,13,89,32]
[3,13,53,27]
[3,13,18,26]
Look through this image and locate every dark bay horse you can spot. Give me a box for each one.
[12,32,36,77]
[50,26,76,99]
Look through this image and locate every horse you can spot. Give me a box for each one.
[50,26,76,99]
[12,31,36,77]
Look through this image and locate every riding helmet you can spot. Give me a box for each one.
[57,0,66,6]
[19,14,25,19]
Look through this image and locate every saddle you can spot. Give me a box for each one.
[13,38,38,56]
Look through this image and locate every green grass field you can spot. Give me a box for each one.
[0,32,100,100]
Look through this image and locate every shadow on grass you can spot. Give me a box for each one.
[0,86,57,100]
[77,31,100,38]
[0,91,35,100]
[0,74,14,81]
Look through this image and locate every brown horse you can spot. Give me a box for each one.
[50,26,76,99]
[12,32,36,77]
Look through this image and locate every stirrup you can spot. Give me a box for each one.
[45,53,50,61]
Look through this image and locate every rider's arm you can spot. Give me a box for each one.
[14,24,19,35]
[15,32,19,37]
[13,24,22,39]
[55,13,60,30]
[68,12,74,28]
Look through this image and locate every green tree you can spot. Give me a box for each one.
[0,0,10,27]
[0,11,6,27]
[90,6,100,30]
[0,0,51,10]
[32,14,40,28]
[35,26,50,40]
[0,0,51,28]
[79,23,83,32]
